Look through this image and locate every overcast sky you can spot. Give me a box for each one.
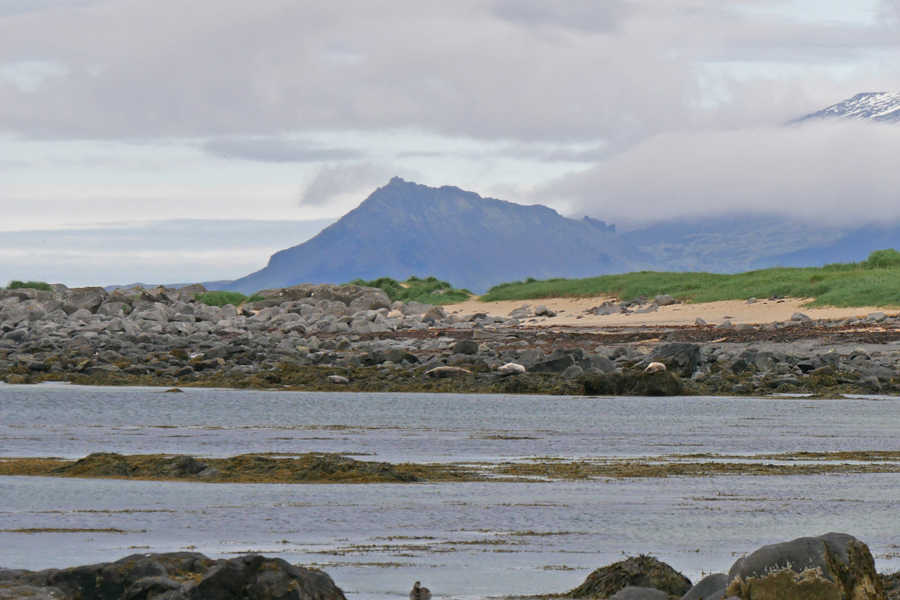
[2,0,900,285]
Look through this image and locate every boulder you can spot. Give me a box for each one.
[63,287,108,314]
[348,291,392,312]
[569,555,692,599]
[652,295,678,307]
[530,354,576,374]
[609,586,669,600]
[651,343,701,377]
[683,573,729,600]
[581,370,683,397]
[453,340,479,355]
[610,587,670,600]
[11,552,346,600]
[726,533,884,600]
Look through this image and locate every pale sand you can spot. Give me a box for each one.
[442,297,897,327]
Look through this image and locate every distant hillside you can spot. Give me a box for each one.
[225,178,655,294]
[753,222,900,269]
[795,92,900,124]
[621,214,849,273]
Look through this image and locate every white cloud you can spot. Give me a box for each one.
[299,162,421,207]
[541,120,900,229]
[6,1,894,143]
[0,183,320,230]
[0,60,69,92]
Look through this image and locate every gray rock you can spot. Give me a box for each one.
[63,287,108,314]
[453,340,479,355]
[562,365,584,379]
[858,376,883,392]
[588,355,617,374]
[530,354,576,374]
[652,343,701,377]
[790,312,811,322]
[683,573,729,600]
[652,294,678,306]
[610,587,670,600]
[727,532,883,600]
[570,555,692,599]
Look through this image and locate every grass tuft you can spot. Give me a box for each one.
[7,280,54,292]
[194,291,250,307]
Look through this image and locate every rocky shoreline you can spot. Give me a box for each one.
[3,283,900,396]
[2,533,898,600]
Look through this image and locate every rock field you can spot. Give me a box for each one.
[2,283,900,396]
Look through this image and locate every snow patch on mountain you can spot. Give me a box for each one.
[797,92,900,124]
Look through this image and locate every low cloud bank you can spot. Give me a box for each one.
[542,121,900,229]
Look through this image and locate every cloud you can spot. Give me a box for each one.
[489,0,631,33]
[540,120,900,228]
[2,1,896,144]
[201,137,364,163]
[0,183,316,230]
[299,162,420,207]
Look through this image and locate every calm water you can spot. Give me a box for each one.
[1,383,900,599]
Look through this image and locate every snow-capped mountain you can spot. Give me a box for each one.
[797,92,900,124]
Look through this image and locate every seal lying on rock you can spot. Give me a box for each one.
[497,363,526,376]
[644,362,667,373]
[425,366,471,378]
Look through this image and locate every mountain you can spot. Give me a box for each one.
[224,178,656,294]
[795,92,900,124]
[751,222,900,269]
[621,214,849,273]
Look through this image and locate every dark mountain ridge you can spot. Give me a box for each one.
[225,178,655,294]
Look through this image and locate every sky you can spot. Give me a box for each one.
[2,0,900,285]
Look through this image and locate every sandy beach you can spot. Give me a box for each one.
[443,296,897,327]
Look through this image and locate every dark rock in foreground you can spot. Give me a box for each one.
[726,532,883,600]
[569,555,692,599]
[0,553,345,600]
[567,533,886,600]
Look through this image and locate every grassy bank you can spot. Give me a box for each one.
[481,250,900,307]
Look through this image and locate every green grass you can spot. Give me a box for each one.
[480,249,900,308]
[6,280,54,292]
[194,291,263,307]
[348,275,472,305]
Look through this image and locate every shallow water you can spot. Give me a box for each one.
[1,383,900,599]
[2,383,899,461]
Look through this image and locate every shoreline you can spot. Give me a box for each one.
[4,283,900,397]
